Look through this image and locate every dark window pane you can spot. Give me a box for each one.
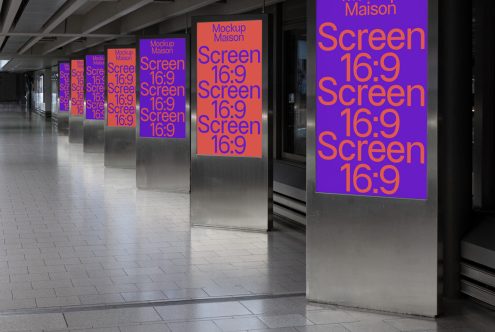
[283,29,307,160]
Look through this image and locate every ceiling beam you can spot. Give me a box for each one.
[39,0,158,56]
[1,0,23,33]
[18,0,89,54]
[40,21,121,55]
[33,19,84,53]
[0,52,65,59]
[68,35,136,55]
[60,0,218,55]
[66,37,112,54]
[0,0,24,49]
[159,0,284,33]
[80,0,156,34]
[0,32,126,38]
[119,0,220,34]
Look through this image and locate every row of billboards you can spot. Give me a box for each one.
[59,23,263,158]
[59,2,435,317]
[59,43,186,138]
[59,9,428,200]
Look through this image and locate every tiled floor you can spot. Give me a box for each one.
[0,104,493,332]
[0,106,304,312]
[0,295,494,332]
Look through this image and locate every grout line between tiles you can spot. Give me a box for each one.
[0,291,306,316]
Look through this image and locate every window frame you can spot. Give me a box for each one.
[280,21,307,164]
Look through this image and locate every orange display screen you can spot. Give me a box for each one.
[106,48,136,127]
[196,20,263,158]
[70,59,84,117]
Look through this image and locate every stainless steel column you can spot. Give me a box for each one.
[84,54,105,153]
[191,16,272,231]
[136,36,190,192]
[69,117,83,143]
[306,0,440,317]
[69,59,84,143]
[58,112,69,134]
[104,47,136,169]
[57,61,70,134]
[84,119,104,152]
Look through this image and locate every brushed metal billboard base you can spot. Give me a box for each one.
[190,15,272,233]
[104,127,136,169]
[190,223,269,234]
[57,112,69,135]
[83,120,104,153]
[69,116,83,143]
[305,0,439,317]
[136,138,190,193]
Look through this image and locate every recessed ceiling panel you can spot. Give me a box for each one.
[2,36,30,53]
[14,0,67,32]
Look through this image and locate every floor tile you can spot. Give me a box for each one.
[36,295,81,307]
[121,291,167,302]
[167,320,222,332]
[305,310,356,324]
[0,312,66,331]
[343,320,400,332]
[79,293,125,305]
[214,317,268,331]
[119,322,171,332]
[385,318,438,331]
[258,314,313,329]
[64,308,162,328]
[155,302,251,321]
[163,289,208,300]
[295,325,348,332]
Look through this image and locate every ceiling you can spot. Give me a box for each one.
[0,0,283,73]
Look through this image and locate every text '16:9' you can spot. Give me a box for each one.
[196,20,263,158]
[316,0,428,199]
[139,38,187,138]
[107,48,136,127]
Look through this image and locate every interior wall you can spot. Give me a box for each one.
[0,73,19,102]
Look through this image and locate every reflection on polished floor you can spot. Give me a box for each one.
[0,105,305,311]
[0,104,493,331]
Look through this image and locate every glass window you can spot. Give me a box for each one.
[282,29,307,162]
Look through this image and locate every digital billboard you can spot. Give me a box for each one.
[196,20,263,158]
[85,55,105,120]
[139,38,186,138]
[59,62,70,112]
[107,48,136,127]
[316,0,428,199]
[70,59,84,117]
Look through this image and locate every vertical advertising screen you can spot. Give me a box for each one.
[59,62,70,112]
[316,0,428,199]
[139,38,186,138]
[85,55,105,120]
[196,20,263,158]
[70,59,84,116]
[107,48,136,127]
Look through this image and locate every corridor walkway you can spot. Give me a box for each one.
[0,105,492,331]
[0,105,305,310]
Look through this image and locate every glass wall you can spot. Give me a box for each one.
[32,73,45,113]
[282,28,307,162]
[51,66,58,116]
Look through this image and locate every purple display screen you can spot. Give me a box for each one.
[85,55,105,120]
[316,0,428,199]
[139,38,186,138]
[59,62,70,112]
